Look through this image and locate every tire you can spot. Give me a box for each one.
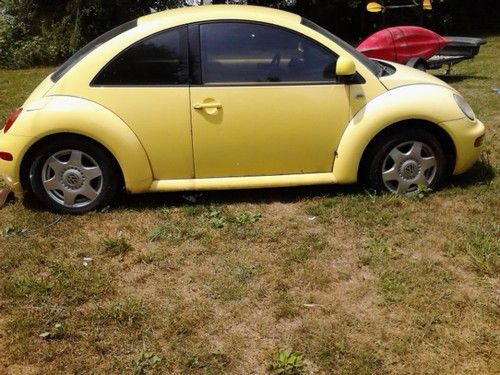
[29,137,120,214]
[362,128,449,194]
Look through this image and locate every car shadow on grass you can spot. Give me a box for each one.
[115,160,496,211]
[19,161,495,213]
[114,183,365,211]
[449,158,496,188]
[435,74,490,83]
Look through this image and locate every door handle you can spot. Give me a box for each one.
[193,102,222,110]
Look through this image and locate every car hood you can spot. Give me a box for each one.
[379,62,453,91]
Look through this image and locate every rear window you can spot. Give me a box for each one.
[92,26,189,86]
[51,19,138,82]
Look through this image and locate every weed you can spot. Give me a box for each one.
[205,205,227,228]
[231,211,262,224]
[134,350,162,375]
[203,206,261,228]
[414,184,433,199]
[271,348,307,375]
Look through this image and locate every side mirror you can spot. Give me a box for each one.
[336,56,356,76]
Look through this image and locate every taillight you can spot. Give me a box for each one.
[0,152,13,161]
[3,108,22,133]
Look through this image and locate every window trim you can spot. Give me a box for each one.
[90,25,190,88]
[188,24,202,85]
[195,20,357,87]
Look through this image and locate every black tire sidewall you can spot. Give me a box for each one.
[29,138,119,214]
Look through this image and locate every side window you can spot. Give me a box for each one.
[93,26,188,86]
[200,22,338,84]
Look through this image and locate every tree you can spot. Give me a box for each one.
[0,0,181,67]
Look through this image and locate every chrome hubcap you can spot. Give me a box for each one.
[62,169,84,189]
[400,160,420,180]
[41,150,103,208]
[382,141,437,194]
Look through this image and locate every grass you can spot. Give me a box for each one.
[0,37,499,374]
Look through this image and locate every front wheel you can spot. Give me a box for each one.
[362,129,449,194]
[29,138,120,214]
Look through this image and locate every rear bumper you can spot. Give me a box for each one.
[0,133,32,193]
[440,117,485,175]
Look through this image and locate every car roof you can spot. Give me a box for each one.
[137,4,301,27]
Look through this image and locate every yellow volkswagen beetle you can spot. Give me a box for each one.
[0,5,485,213]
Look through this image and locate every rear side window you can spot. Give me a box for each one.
[200,22,338,84]
[92,26,189,86]
[52,19,138,83]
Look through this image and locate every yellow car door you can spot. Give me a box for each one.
[190,22,351,178]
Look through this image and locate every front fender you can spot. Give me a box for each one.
[12,96,153,193]
[333,84,465,183]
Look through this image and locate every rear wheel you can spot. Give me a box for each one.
[362,129,449,194]
[29,138,120,214]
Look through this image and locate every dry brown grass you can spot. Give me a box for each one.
[0,37,498,374]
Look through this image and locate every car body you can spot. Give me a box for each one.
[0,5,486,213]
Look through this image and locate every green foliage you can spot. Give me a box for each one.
[232,210,262,224]
[134,350,162,375]
[204,205,261,228]
[272,348,307,375]
[205,205,227,228]
[0,0,166,68]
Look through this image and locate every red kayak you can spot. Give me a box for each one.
[357,26,447,64]
[357,26,486,73]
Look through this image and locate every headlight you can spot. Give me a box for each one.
[453,94,475,121]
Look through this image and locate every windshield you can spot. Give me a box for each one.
[301,17,383,77]
[51,19,138,82]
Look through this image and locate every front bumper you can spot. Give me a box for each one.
[440,117,486,175]
[0,133,33,194]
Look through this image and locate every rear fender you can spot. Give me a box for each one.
[12,96,153,192]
